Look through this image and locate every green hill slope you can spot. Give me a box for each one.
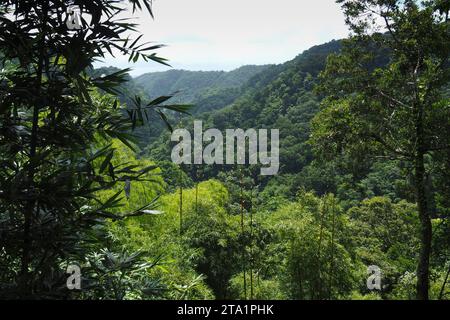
[134,65,271,113]
[146,40,343,176]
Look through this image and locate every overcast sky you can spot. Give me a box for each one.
[95,0,350,76]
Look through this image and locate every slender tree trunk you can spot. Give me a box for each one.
[179,185,183,234]
[328,196,336,300]
[316,199,326,299]
[195,182,198,214]
[239,169,247,299]
[415,103,432,300]
[249,191,254,300]
[438,262,450,300]
[415,152,432,300]
[179,168,183,236]
[195,167,199,214]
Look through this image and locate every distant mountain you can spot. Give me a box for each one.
[134,65,271,113]
[90,64,271,147]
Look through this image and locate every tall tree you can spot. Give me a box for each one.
[312,0,450,299]
[0,0,183,298]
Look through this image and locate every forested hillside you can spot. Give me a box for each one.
[1,0,448,301]
[146,40,342,189]
[134,65,271,117]
[90,65,271,147]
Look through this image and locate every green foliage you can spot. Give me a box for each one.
[1,0,449,301]
[135,29,449,300]
[313,0,450,299]
[169,180,240,299]
[347,197,420,296]
[134,66,271,108]
[0,0,185,299]
[104,179,221,300]
[77,249,165,300]
[128,66,271,148]
[229,272,285,300]
[263,192,360,299]
[145,41,342,180]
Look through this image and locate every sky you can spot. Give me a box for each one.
[95,0,350,76]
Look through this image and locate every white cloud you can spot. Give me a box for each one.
[95,0,349,76]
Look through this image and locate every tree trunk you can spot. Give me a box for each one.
[316,200,326,299]
[415,103,432,300]
[438,262,450,300]
[328,196,336,300]
[415,152,432,300]
[239,168,247,299]
[179,177,183,236]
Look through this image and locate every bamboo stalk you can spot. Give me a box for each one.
[328,196,336,300]
[250,187,254,300]
[316,197,326,299]
[438,261,450,300]
[240,167,247,300]
[179,167,183,236]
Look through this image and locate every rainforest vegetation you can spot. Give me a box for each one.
[0,0,449,300]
